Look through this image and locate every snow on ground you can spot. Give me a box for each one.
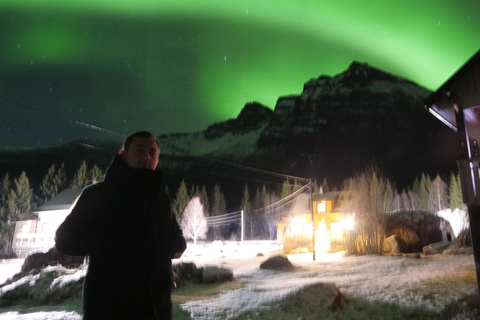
[0,241,478,320]
[0,260,23,285]
[179,241,478,319]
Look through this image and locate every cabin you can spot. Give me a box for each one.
[277,191,355,253]
[12,188,82,258]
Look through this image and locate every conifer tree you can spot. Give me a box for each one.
[321,178,329,193]
[418,173,432,210]
[39,163,68,204]
[39,164,57,203]
[449,173,464,209]
[199,185,210,216]
[253,187,263,210]
[55,163,67,191]
[261,185,268,207]
[173,180,190,220]
[0,173,10,218]
[0,174,12,255]
[292,179,301,192]
[240,184,250,212]
[8,171,35,221]
[313,179,319,193]
[89,164,104,183]
[280,178,291,199]
[189,184,196,197]
[70,161,90,188]
[211,184,226,216]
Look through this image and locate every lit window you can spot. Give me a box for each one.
[317,201,326,213]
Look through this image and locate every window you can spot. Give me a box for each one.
[317,201,326,213]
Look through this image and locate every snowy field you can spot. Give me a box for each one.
[0,241,478,320]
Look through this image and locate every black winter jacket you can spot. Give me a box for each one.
[55,155,186,320]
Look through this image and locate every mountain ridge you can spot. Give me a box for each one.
[0,61,460,207]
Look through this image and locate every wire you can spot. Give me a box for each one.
[201,156,310,183]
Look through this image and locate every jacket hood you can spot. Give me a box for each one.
[103,155,164,194]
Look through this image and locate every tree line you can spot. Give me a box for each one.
[0,158,466,256]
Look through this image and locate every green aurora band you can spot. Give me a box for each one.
[0,0,479,146]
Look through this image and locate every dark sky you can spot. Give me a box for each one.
[1,0,479,148]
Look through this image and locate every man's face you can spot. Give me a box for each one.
[123,136,159,170]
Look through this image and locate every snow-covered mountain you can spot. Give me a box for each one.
[157,61,459,191]
[0,61,459,206]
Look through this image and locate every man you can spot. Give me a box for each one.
[56,131,186,320]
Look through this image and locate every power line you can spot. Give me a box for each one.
[201,156,310,183]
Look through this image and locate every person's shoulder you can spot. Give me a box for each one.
[79,181,107,198]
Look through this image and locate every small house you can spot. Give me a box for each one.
[12,188,82,258]
[277,191,355,253]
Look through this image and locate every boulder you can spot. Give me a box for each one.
[386,211,454,253]
[423,242,452,255]
[201,266,233,284]
[382,235,406,254]
[20,247,85,277]
[277,283,347,316]
[259,255,293,271]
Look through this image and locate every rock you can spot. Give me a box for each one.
[259,255,293,271]
[20,247,84,277]
[386,211,455,253]
[173,262,196,279]
[382,235,406,254]
[201,266,233,284]
[423,245,438,255]
[278,283,347,315]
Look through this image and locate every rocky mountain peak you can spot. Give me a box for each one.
[204,102,273,139]
[302,61,424,98]
[236,102,274,125]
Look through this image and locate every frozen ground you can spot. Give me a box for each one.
[0,241,478,320]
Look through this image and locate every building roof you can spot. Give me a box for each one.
[312,191,339,201]
[33,188,83,212]
[290,193,312,215]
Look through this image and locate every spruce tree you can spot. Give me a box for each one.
[280,178,291,199]
[0,173,10,218]
[8,171,35,221]
[70,161,90,188]
[199,185,210,216]
[89,164,104,183]
[313,179,319,194]
[55,163,67,192]
[240,184,250,212]
[0,174,13,255]
[173,180,190,220]
[39,164,58,203]
[418,173,432,210]
[253,187,263,210]
[449,173,464,209]
[211,184,226,216]
[321,178,329,193]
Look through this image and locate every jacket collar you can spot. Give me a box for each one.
[103,155,163,193]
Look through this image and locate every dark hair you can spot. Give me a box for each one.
[122,131,159,152]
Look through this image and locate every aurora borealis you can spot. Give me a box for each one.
[1,0,479,147]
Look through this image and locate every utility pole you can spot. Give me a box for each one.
[241,210,244,243]
[310,179,315,261]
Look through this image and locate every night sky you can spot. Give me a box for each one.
[1,0,479,148]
